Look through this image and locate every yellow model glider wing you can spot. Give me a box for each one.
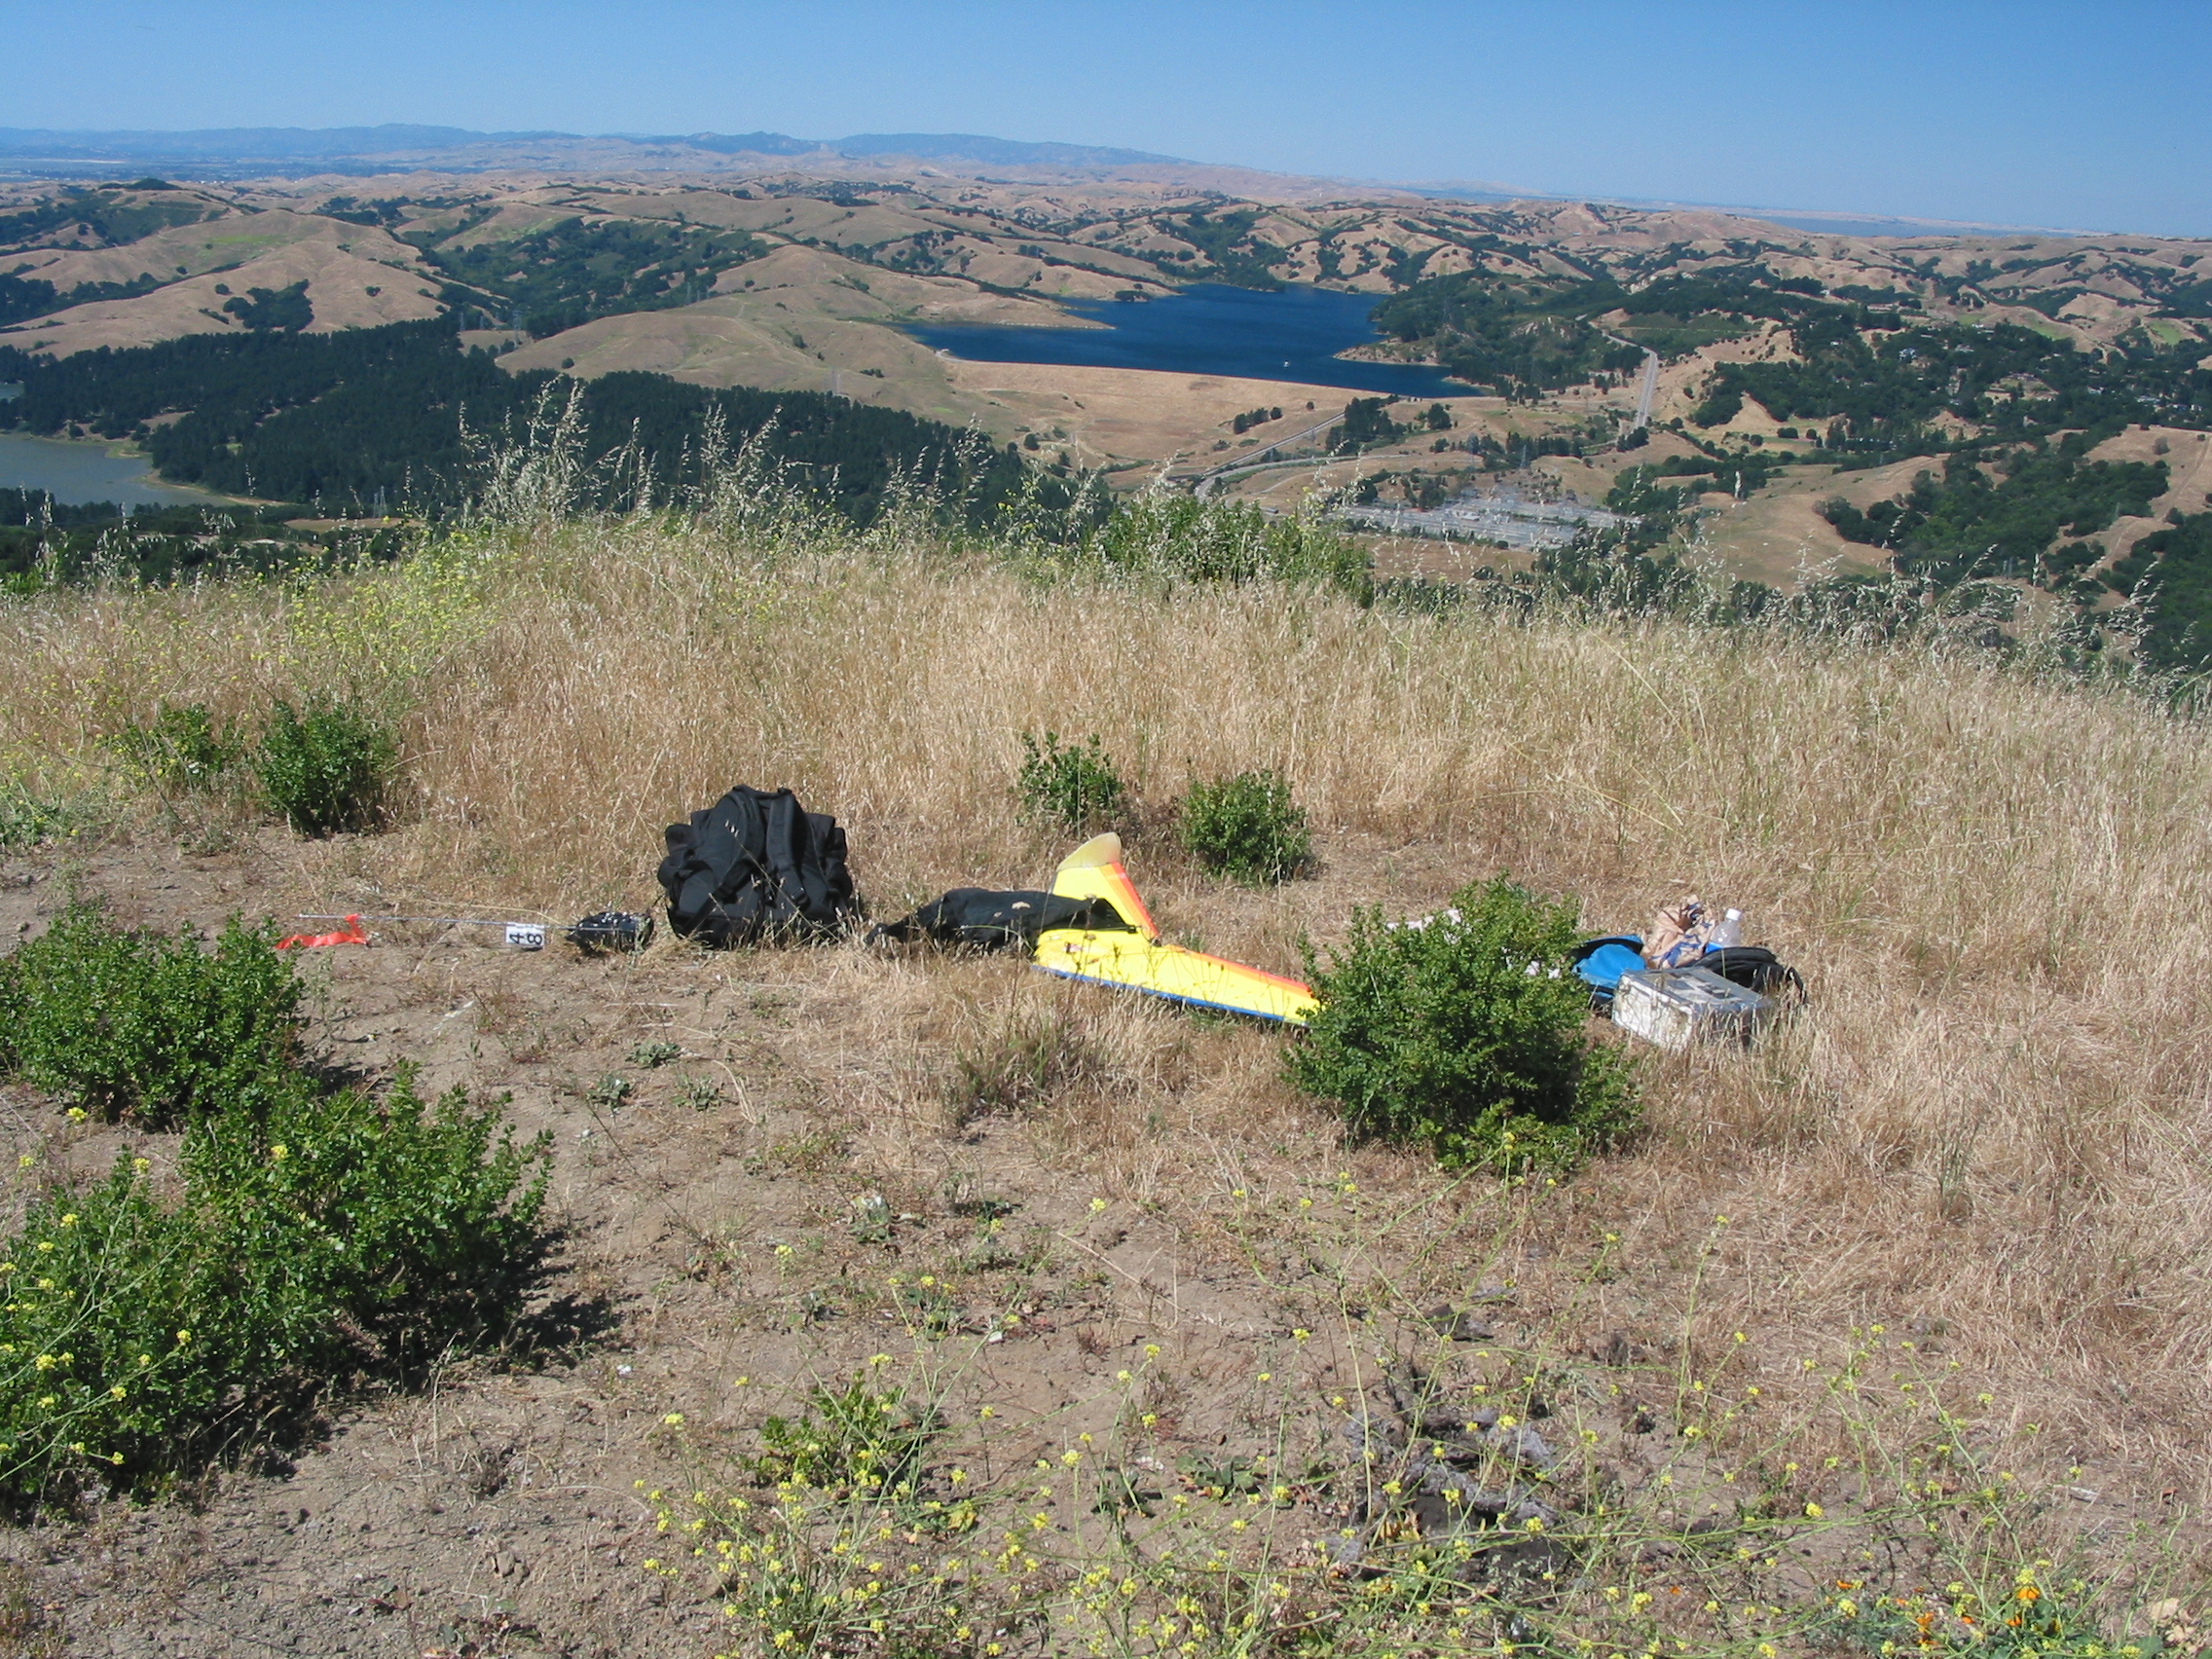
[1042,831,1158,936]
[1034,834,1317,1026]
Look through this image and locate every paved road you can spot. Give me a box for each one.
[1599,332,1661,429]
[1186,404,1349,497]
[1189,453,1347,499]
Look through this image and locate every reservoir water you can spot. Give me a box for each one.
[0,432,212,509]
[905,283,1469,398]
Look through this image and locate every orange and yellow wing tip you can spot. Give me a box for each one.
[1049,831,1158,938]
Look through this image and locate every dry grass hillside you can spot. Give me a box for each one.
[14,169,2202,385]
[0,479,2203,1653]
[9,169,2209,605]
[0,194,443,354]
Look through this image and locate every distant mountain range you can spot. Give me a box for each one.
[1397,182,2067,240]
[0,125,2091,241]
[0,125,1182,178]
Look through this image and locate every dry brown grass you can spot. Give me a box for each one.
[3,509,2208,1528]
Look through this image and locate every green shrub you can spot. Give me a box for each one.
[0,1160,217,1498]
[0,902,302,1126]
[0,1071,551,1503]
[1289,875,1638,1171]
[183,1066,552,1376]
[1179,767,1310,884]
[112,703,245,794]
[1015,729,1124,833]
[254,695,395,836]
[1075,495,1370,592]
[0,886,552,1504]
[1818,1567,2126,1659]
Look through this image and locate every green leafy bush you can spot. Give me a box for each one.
[1179,767,1310,884]
[0,1072,551,1503]
[1289,875,1637,1170]
[183,1066,552,1376]
[254,695,395,836]
[0,902,302,1126]
[1075,495,1370,592]
[0,885,553,1504]
[1015,730,1124,833]
[1819,1568,2118,1659]
[0,1161,215,1498]
[112,703,245,794]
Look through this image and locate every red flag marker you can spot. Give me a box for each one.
[276,914,369,949]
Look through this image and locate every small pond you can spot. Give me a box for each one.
[0,431,212,509]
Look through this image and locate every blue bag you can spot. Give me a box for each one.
[1569,936,1646,1011]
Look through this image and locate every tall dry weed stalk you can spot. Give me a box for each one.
[0,473,2207,1504]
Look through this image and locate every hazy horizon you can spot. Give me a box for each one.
[0,120,2138,240]
[3,1,2209,238]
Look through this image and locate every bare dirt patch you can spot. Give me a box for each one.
[940,362,1359,467]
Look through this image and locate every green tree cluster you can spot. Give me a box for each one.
[0,490,392,590]
[1821,443,2166,584]
[1705,318,2210,458]
[0,184,212,252]
[220,279,313,333]
[1330,396,1407,453]
[1150,208,1286,290]
[2104,508,2212,670]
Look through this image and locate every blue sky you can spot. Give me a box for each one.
[7,1,2208,236]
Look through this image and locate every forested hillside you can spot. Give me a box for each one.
[423,214,774,338]
[1369,263,1852,396]
[0,318,1035,520]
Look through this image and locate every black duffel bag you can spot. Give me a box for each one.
[656,786,859,948]
[870,887,1132,950]
[1688,945,1807,1005]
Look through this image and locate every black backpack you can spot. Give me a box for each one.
[656,786,859,948]
[870,887,1133,950]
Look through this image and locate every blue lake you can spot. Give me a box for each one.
[905,284,1469,398]
[0,431,212,509]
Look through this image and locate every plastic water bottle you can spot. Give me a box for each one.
[1709,908,1743,950]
